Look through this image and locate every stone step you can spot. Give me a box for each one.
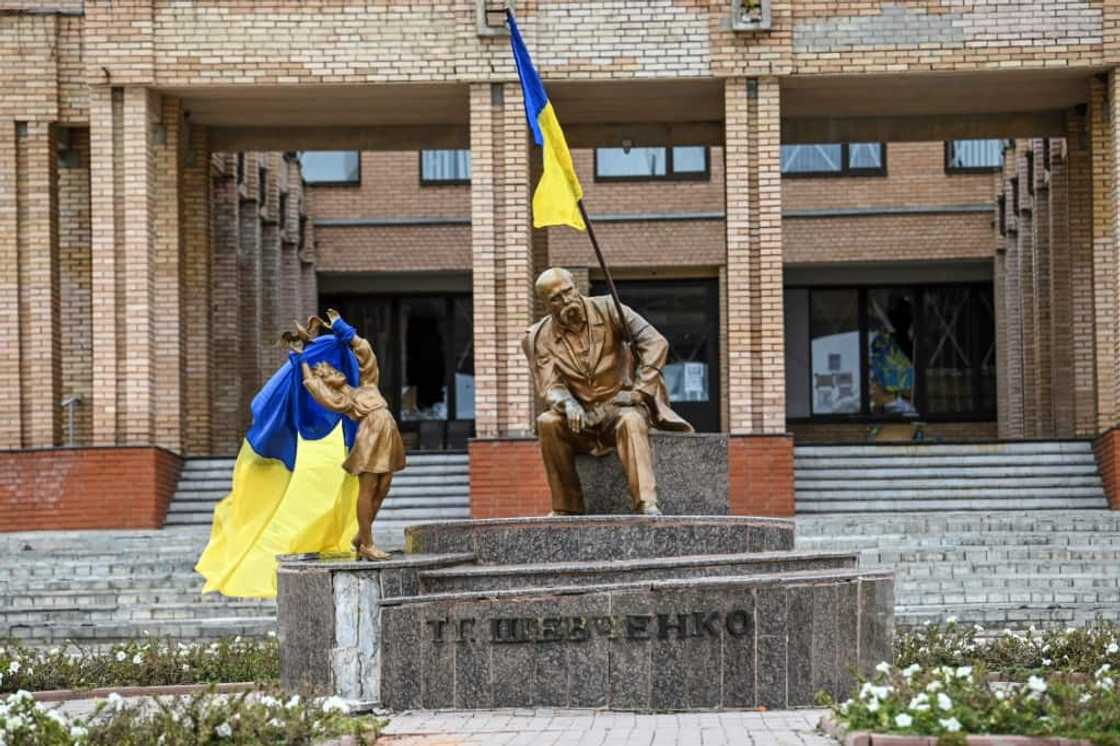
[796,470,1103,485]
[417,550,859,594]
[797,529,1120,546]
[795,510,1120,535]
[1,601,275,625]
[5,617,278,645]
[796,454,1099,470]
[895,602,1120,629]
[794,441,1095,457]
[0,588,277,609]
[798,484,1106,497]
[797,497,1107,512]
[1,573,217,593]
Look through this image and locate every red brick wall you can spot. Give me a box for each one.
[0,447,182,531]
[469,438,551,518]
[1094,428,1120,510]
[728,435,795,517]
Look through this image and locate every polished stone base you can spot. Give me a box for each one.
[277,515,895,712]
[576,433,729,515]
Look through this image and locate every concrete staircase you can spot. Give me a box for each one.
[797,510,1120,630]
[795,441,1108,513]
[165,452,471,546]
[0,529,277,646]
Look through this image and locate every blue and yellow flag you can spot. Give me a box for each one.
[195,332,362,599]
[507,9,585,231]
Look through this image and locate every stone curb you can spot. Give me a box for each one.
[29,681,258,703]
[819,716,1093,745]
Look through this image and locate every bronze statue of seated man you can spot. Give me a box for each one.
[523,267,693,516]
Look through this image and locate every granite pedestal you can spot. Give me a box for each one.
[278,515,895,712]
[575,433,729,514]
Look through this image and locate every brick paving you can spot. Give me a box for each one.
[377,708,836,746]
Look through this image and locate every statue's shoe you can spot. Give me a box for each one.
[639,503,663,516]
[356,543,390,561]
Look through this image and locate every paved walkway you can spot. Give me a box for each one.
[378,708,836,745]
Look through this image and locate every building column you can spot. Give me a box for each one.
[724,77,785,434]
[1067,106,1097,437]
[1032,141,1054,436]
[1017,151,1040,438]
[469,82,533,439]
[210,155,242,455]
[0,120,61,449]
[152,95,183,453]
[1090,74,1118,434]
[58,127,93,447]
[238,154,263,437]
[181,122,212,455]
[724,76,792,517]
[1001,164,1026,440]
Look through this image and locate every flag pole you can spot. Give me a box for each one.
[576,199,632,346]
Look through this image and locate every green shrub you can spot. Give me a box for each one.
[0,686,384,745]
[827,661,1120,744]
[0,635,279,694]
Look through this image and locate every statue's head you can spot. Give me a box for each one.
[312,361,348,389]
[535,267,586,329]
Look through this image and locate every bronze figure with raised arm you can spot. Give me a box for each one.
[284,309,406,560]
[523,267,693,516]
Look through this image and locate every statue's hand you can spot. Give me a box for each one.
[563,398,586,434]
[611,389,639,407]
[325,308,342,326]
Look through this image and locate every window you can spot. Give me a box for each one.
[945,139,1004,172]
[784,284,996,421]
[299,151,360,185]
[420,149,471,184]
[236,153,245,184]
[279,193,288,230]
[780,143,885,177]
[594,146,709,181]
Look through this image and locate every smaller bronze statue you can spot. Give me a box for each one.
[283,309,405,561]
[524,267,693,516]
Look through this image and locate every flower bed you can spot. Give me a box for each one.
[895,619,1120,679]
[0,635,279,694]
[0,686,384,745]
[824,659,1120,744]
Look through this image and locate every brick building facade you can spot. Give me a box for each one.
[2,1,1120,528]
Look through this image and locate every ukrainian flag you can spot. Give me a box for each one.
[195,332,362,599]
[507,9,586,231]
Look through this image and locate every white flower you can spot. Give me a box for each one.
[955,666,972,679]
[70,725,88,739]
[106,692,124,712]
[115,651,126,663]
[974,624,985,632]
[1098,664,1113,678]
[1042,658,1052,667]
[215,722,232,738]
[875,661,892,674]
[995,689,1007,701]
[268,717,284,727]
[1109,643,1120,655]
[894,713,913,728]
[285,694,301,709]
[131,654,143,665]
[925,680,943,693]
[1098,676,1115,692]
[1081,693,1093,704]
[7,661,19,675]
[181,664,190,672]
[7,715,25,730]
[939,717,962,733]
[259,695,280,708]
[937,692,952,711]
[866,698,880,713]
[946,616,958,624]
[320,696,349,714]
[48,648,59,657]
[839,699,851,714]
[267,630,277,638]
[1027,675,1047,693]
[908,693,930,712]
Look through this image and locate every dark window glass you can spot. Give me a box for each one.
[810,289,861,415]
[594,146,709,181]
[921,286,996,416]
[781,143,885,176]
[300,151,360,184]
[946,139,1004,171]
[782,144,842,174]
[421,149,471,184]
[867,288,917,417]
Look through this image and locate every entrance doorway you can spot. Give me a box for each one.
[590,278,721,432]
[320,293,475,451]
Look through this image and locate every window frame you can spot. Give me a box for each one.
[299,151,362,187]
[780,143,887,179]
[943,140,1005,174]
[418,149,472,187]
[785,282,997,424]
[592,145,711,183]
